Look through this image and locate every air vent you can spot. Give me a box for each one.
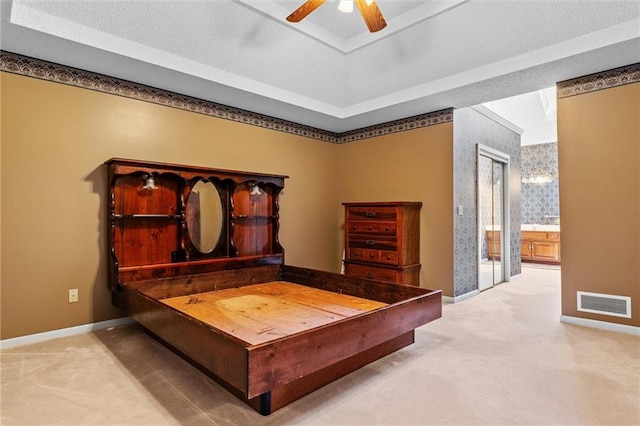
[577,291,631,318]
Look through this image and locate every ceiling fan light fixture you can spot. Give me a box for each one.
[338,0,353,13]
[287,0,386,33]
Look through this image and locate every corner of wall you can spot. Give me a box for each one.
[557,63,640,327]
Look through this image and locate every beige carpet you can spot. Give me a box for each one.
[2,266,639,425]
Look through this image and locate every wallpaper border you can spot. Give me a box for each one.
[0,51,452,143]
[557,62,640,99]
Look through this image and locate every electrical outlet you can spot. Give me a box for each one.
[68,288,79,303]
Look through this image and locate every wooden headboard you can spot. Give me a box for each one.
[105,158,288,290]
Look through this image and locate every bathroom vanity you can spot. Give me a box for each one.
[487,225,561,265]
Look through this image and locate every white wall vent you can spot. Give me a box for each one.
[577,291,631,318]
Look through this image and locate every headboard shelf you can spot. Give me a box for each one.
[106,157,287,184]
[106,158,287,291]
[114,214,182,219]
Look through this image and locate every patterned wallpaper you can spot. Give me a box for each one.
[453,107,522,297]
[521,142,559,225]
[557,63,640,98]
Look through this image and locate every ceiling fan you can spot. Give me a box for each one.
[286,0,387,33]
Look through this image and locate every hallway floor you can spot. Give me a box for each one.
[2,266,638,425]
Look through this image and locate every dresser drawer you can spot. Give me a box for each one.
[377,221,397,235]
[347,207,397,221]
[348,220,397,235]
[379,250,399,265]
[364,249,380,263]
[347,248,398,265]
[349,235,397,251]
[349,221,380,234]
[347,248,382,263]
[348,247,365,262]
[344,263,399,282]
[347,248,397,264]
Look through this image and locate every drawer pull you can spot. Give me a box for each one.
[385,226,390,231]
[366,240,376,245]
[386,255,391,260]
[369,254,376,258]
[368,225,373,230]
[366,272,374,278]
[365,211,377,217]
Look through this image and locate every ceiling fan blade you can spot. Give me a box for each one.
[355,0,387,32]
[286,0,327,23]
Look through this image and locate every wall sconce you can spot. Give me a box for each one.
[249,182,261,196]
[142,173,158,190]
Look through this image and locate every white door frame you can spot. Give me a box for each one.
[477,144,511,290]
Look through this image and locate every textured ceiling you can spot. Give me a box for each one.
[1,0,639,132]
[484,87,557,146]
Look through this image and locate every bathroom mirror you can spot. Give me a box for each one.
[186,179,223,254]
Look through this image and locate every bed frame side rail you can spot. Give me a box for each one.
[246,278,442,399]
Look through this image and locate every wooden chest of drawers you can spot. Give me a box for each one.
[343,202,422,286]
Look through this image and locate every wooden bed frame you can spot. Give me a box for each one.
[106,158,442,415]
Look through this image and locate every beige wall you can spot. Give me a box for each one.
[5,66,637,339]
[0,73,341,339]
[557,82,640,327]
[1,73,454,339]
[338,125,454,296]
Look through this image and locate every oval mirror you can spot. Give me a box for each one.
[186,180,223,254]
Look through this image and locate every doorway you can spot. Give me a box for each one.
[478,145,510,291]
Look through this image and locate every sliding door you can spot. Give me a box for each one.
[478,145,510,291]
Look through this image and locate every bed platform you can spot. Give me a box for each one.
[106,158,442,415]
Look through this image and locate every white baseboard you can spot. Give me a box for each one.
[0,317,135,350]
[560,315,640,336]
[442,289,479,304]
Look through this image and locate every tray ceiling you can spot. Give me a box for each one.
[1,0,639,132]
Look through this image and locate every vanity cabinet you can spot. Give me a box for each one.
[521,231,561,264]
[486,231,501,261]
[343,202,421,286]
[488,230,561,265]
